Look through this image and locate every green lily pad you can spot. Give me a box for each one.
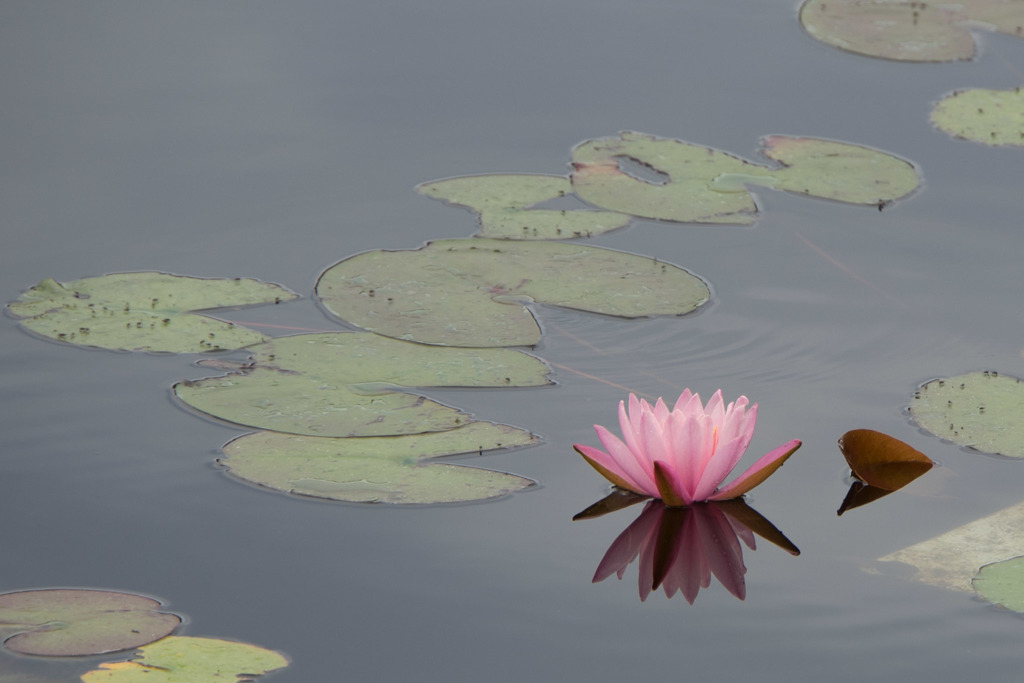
[571,132,765,224]
[220,421,540,504]
[80,636,288,682]
[931,87,1024,147]
[0,589,180,657]
[973,556,1024,612]
[417,174,633,239]
[7,273,297,353]
[908,370,1024,457]
[569,132,918,223]
[174,332,551,436]
[315,238,710,347]
[799,0,1024,62]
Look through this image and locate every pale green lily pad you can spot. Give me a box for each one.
[799,0,1024,62]
[417,174,633,239]
[571,132,765,224]
[315,238,710,347]
[973,556,1024,612]
[7,273,297,353]
[908,371,1024,457]
[220,421,539,504]
[174,332,551,436]
[931,87,1024,147]
[80,636,288,682]
[0,589,180,657]
[569,132,918,224]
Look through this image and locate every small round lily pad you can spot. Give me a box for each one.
[931,87,1024,147]
[909,371,1024,457]
[0,589,180,656]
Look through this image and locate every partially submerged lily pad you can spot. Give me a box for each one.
[569,132,918,223]
[799,0,1024,62]
[174,332,551,436]
[219,421,539,504]
[931,87,1024,147]
[877,500,1024,592]
[7,273,297,353]
[973,556,1024,613]
[315,238,711,346]
[417,174,633,239]
[0,589,180,657]
[908,370,1024,457]
[80,636,288,682]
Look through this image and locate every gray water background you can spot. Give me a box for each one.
[3,1,1024,680]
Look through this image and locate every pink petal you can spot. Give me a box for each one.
[691,433,750,502]
[671,388,694,412]
[711,439,802,501]
[592,501,662,583]
[654,461,691,507]
[594,425,657,493]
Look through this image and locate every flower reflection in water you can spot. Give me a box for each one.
[575,493,799,603]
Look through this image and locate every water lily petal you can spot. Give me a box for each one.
[595,425,657,492]
[592,501,662,582]
[711,439,802,501]
[574,444,645,495]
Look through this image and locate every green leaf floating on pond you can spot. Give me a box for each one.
[7,272,297,353]
[80,636,288,682]
[931,87,1024,147]
[220,421,539,504]
[973,556,1024,613]
[174,332,551,437]
[799,0,1024,62]
[570,132,918,223]
[417,174,633,240]
[909,371,1024,457]
[315,238,711,347]
[0,589,180,657]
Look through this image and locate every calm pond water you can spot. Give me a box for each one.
[3,1,1024,680]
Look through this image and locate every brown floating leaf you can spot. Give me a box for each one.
[838,428,933,491]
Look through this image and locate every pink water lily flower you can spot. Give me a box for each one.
[574,390,801,507]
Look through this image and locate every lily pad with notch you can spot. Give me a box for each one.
[570,132,918,223]
[908,370,1024,457]
[417,174,633,240]
[315,238,711,347]
[799,0,1024,62]
[0,589,180,657]
[7,272,297,353]
[174,332,552,437]
[219,421,540,504]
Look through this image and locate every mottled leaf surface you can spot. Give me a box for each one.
[931,87,1024,147]
[80,636,288,682]
[0,589,179,657]
[7,273,296,353]
[417,174,632,239]
[800,0,1024,62]
[174,332,551,436]
[570,132,918,224]
[909,371,1024,457]
[220,421,539,504]
[315,238,710,346]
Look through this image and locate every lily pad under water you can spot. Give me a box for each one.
[0,589,180,657]
[973,556,1024,613]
